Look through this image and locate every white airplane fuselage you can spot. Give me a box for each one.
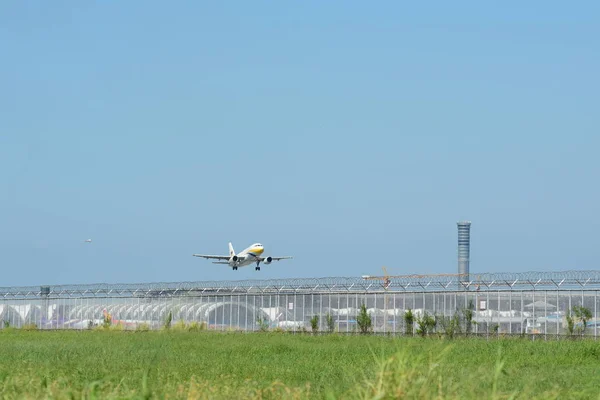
[228,243,265,268]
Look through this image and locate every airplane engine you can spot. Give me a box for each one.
[263,257,273,264]
[231,255,238,262]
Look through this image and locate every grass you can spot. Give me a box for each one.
[0,330,598,399]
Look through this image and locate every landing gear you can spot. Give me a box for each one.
[233,267,238,271]
[255,266,260,271]
[255,261,261,271]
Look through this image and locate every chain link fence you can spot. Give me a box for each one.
[1,271,599,338]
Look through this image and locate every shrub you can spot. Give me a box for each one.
[173,319,187,331]
[325,313,335,333]
[110,322,124,331]
[257,316,269,332]
[438,312,461,339]
[136,323,150,332]
[310,315,319,334]
[163,311,173,330]
[357,304,372,334]
[463,300,475,335]
[572,305,592,335]
[404,309,414,336]
[22,323,38,331]
[416,311,436,337]
[188,321,205,332]
[491,324,499,335]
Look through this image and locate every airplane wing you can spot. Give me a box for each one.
[192,254,230,260]
[257,256,293,261]
[212,261,231,265]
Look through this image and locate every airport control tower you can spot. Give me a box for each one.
[457,221,471,283]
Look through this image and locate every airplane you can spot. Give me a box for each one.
[192,242,292,271]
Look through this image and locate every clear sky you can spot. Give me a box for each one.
[1,2,599,286]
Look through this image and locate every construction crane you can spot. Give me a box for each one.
[381,267,392,332]
[360,267,392,289]
[382,266,391,290]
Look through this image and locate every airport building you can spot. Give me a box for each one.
[0,270,599,337]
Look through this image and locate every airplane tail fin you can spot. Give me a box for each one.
[228,242,235,257]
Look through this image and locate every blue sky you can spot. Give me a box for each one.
[1,2,599,286]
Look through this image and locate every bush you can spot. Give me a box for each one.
[404,309,414,336]
[463,301,475,335]
[22,323,38,331]
[136,323,150,332]
[491,324,499,335]
[325,313,335,333]
[566,313,575,336]
[173,319,187,331]
[188,321,206,332]
[163,311,173,330]
[416,311,436,337]
[438,312,461,339]
[110,322,124,331]
[310,315,319,334]
[357,304,372,334]
[572,305,592,335]
[257,316,269,332]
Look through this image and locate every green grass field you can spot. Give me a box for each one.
[0,330,599,399]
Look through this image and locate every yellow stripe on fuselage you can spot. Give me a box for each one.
[248,247,264,256]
